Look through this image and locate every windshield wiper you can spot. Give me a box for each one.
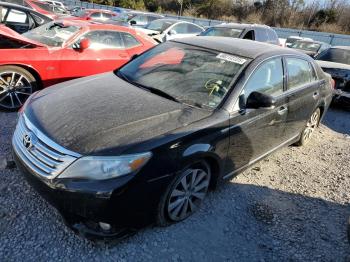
[116,70,179,103]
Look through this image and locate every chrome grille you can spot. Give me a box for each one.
[12,114,81,180]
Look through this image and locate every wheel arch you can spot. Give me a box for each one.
[0,64,43,90]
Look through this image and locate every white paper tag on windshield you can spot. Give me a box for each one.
[216,53,246,64]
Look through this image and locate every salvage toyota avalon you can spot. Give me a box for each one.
[12,37,333,238]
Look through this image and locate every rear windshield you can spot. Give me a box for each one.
[291,41,321,52]
[200,27,243,38]
[317,48,350,65]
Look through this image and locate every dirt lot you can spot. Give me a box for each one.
[0,108,349,261]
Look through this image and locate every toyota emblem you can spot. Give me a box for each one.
[22,133,33,149]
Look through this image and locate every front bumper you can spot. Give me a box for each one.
[13,151,169,239]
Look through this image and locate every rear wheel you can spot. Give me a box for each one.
[295,108,321,146]
[0,66,37,111]
[157,162,211,226]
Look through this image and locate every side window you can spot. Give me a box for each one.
[172,23,189,34]
[243,30,254,40]
[243,58,284,102]
[131,15,147,24]
[5,8,28,23]
[122,32,141,48]
[102,13,112,19]
[286,58,313,90]
[187,23,203,34]
[148,16,159,23]
[267,29,278,44]
[90,12,101,19]
[31,13,45,25]
[255,28,269,42]
[82,31,124,49]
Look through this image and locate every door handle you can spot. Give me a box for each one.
[277,106,288,115]
[313,91,319,99]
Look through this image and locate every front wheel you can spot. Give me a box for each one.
[157,162,211,226]
[0,66,37,111]
[295,108,321,146]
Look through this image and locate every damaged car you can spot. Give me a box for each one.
[0,20,155,110]
[12,37,333,239]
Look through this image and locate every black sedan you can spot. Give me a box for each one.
[0,1,52,33]
[316,46,350,108]
[12,37,333,238]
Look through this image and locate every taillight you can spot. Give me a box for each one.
[330,78,335,89]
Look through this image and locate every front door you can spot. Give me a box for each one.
[59,30,130,81]
[226,57,288,174]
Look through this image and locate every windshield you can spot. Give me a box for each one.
[317,48,350,65]
[145,20,176,32]
[291,41,321,52]
[117,42,248,109]
[22,22,80,47]
[200,27,243,38]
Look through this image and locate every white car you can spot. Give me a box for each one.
[136,18,204,43]
[42,0,65,9]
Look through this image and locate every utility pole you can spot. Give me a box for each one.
[177,0,183,16]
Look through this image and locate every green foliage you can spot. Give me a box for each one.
[310,9,337,26]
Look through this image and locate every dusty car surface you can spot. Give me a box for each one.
[0,20,155,110]
[289,40,330,58]
[12,37,333,239]
[316,46,350,108]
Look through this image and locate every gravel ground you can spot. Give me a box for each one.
[0,108,349,261]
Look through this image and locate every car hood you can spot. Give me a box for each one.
[25,72,211,155]
[0,25,45,47]
[317,60,350,71]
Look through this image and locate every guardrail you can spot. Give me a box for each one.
[62,0,350,46]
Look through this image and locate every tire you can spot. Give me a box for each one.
[0,66,37,111]
[157,161,211,226]
[295,108,321,146]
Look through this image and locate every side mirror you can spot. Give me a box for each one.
[246,91,276,109]
[168,29,177,36]
[130,20,136,25]
[77,38,90,51]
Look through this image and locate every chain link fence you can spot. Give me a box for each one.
[62,0,350,46]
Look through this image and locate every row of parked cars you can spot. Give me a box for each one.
[1,0,348,239]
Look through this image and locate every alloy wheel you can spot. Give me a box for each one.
[167,167,210,221]
[0,71,33,109]
[303,110,320,142]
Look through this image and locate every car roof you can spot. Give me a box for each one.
[213,22,271,30]
[295,40,328,45]
[172,36,306,59]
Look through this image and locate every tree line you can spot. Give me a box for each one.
[85,0,350,34]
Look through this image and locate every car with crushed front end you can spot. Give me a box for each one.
[12,37,333,239]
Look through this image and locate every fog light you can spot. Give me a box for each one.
[99,222,111,231]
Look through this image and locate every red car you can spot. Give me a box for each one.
[71,9,118,22]
[18,0,59,19]
[0,21,156,110]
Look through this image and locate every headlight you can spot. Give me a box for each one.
[58,152,152,180]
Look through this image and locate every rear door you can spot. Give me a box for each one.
[59,30,130,80]
[283,57,320,139]
[226,57,288,173]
